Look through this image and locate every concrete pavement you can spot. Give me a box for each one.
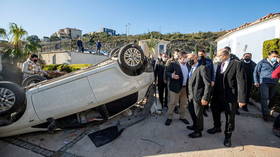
[1,104,279,157]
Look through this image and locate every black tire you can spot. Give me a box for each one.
[0,81,26,116]
[118,44,146,75]
[109,48,120,58]
[22,75,47,87]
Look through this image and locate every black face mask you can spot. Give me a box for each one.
[188,60,195,66]
[33,59,38,63]
[244,58,251,62]
[198,56,205,60]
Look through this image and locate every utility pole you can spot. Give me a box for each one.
[125,23,131,36]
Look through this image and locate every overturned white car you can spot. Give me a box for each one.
[0,44,154,137]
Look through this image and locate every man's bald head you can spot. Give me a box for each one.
[187,53,198,60]
[217,48,230,62]
[217,48,230,56]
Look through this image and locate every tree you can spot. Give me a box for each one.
[26,35,40,43]
[209,44,214,59]
[0,28,7,40]
[146,38,159,58]
[24,35,41,54]
[9,23,27,48]
[50,35,60,41]
[3,23,28,60]
[194,44,198,54]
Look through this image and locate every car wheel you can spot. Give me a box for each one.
[0,81,26,116]
[118,44,146,75]
[109,48,120,58]
[22,75,47,87]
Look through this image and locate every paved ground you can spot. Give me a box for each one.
[1,103,279,157]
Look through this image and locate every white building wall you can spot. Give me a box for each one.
[217,17,280,62]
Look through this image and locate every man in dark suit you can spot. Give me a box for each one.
[208,48,247,147]
[240,53,256,111]
[155,53,169,108]
[187,53,212,138]
[165,51,190,126]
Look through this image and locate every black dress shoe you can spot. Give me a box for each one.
[263,115,274,122]
[203,110,208,117]
[224,138,232,147]
[242,105,249,112]
[188,131,202,138]
[165,119,172,126]
[179,118,190,125]
[174,106,179,114]
[207,127,222,134]
[236,110,240,115]
[186,125,195,130]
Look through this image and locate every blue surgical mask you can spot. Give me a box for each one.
[271,57,277,63]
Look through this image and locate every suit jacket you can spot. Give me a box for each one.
[166,61,186,93]
[188,65,212,104]
[241,59,256,84]
[154,59,166,84]
[212,59,247,104]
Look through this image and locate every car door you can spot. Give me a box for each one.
[87,64,139,105]
[32,76,97,121]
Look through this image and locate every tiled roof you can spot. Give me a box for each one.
[216,13,280,41]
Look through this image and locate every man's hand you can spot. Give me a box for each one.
[172,72,180,80]
[254,83,260,88]
[211,81,215,87]
[201,99,208,106]
[239,102,246,108]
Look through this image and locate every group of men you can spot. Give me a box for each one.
[154,47,280,147]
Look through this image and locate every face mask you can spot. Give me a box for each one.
[174,55,178,60]
[162,58,167,62]
[33,59,38,63]
[271,57,277,63]
[198,56,205,60]
[188,60,195,66]
[244,58,251,63]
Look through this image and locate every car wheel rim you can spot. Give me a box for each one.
[123,48,142,67]
[0,88,16,112]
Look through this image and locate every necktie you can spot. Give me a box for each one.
[220,62,225,73]
[189,67,194,77]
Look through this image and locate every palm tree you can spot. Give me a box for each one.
[146,38,159,58]
[9,23,27,49]
[4,23,28,60]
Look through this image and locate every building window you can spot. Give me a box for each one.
[159,45,164,53]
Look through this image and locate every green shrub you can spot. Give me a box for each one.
[68,64,92,71]
[43,64,92,73]
[42,64,60,71]
[263,38,280,59]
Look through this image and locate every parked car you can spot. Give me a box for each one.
[0,44,154,137]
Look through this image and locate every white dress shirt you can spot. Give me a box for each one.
[189,62,199,77]
[179,63,189,86]
[220,58,230,73]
